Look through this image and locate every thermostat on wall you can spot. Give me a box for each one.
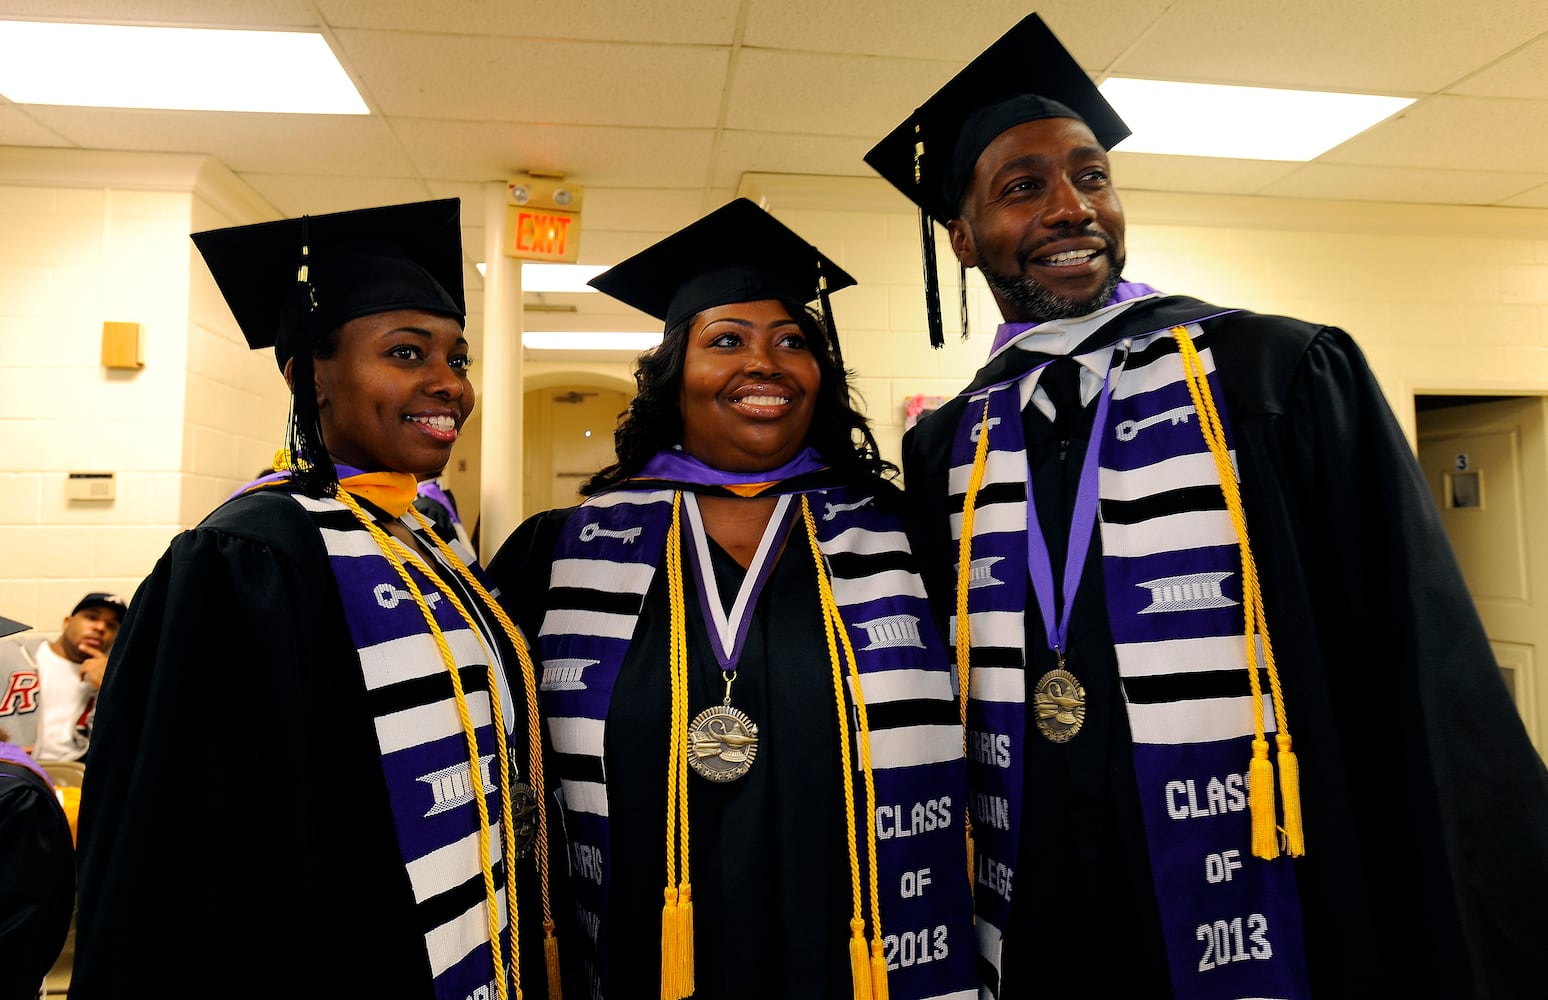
[66,471,116,501]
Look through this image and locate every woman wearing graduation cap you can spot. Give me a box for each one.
[72,200,562,1000]
[488,199,975,1000]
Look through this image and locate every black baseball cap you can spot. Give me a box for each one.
[191,199,466,370]
[588,198,856,334]
[71,593,128,620]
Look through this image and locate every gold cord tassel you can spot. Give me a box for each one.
[1276,733,1305,855]
[1248,738,1279,860]
[660,886,693,1000]
[543,920,561,1000]
[869,940,891,1000]
[848,919,872,1000]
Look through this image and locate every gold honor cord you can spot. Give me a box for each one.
[799,496,890,1000]
[335,492,566,1000]
[955,396,995,883]
[1170,327,1304,859]
[661,494,695,1000]
[402,505,565,997]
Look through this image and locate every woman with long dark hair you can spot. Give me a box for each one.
[490,199,974,1000]
[73,201,561,1000]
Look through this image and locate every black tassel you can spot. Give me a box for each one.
[286,219,338,497]
[819,277,843,367]
[959,260,970,342]
[920,208,943,349]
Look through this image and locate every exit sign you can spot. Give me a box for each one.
[504,174,584,263]
[506,207,579,262]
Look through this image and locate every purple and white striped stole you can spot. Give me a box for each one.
[296,492,525,1000]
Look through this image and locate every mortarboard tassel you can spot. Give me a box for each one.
[818,259,844,366]
[913,122,944,349]
[959,260,970,341]
[919,208,944,349]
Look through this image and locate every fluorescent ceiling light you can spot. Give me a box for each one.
[524,331,661,352]
[523,263,606,293]
[1098,78,1413,161]
[475,262,608,291]
[0,20,367,113]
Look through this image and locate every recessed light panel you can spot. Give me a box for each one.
[1099,78,1413,161]
[0,20,368,114]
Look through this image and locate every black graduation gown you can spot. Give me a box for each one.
[0,757,75,1000]
[72,489,556,1000]
[491,502,867,1000]
[903,299,1548,998]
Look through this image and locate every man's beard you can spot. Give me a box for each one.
[979,240,1125,324]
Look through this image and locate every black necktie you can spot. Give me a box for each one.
[1041,356,1083,443]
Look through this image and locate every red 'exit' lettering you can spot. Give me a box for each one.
[513,211,574,257]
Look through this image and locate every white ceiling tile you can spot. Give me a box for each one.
[725,49,950,137]
[1450,34,1548,99]
[1497,182,1548,209]
[314,0,739,44]
[239,174,439,217]
[712,130,874,188]
[333,30,728,128]
[391,118,716,188]
[740,0,1164,66]
[0,103,70,147]
[1322,95,1548,173]
[1111,152,1299,196]
[572,188,706,232]
[16,107,417,175]
[1110,0,1548,93]
[426,179,496,208]
[1261,163,1548,206]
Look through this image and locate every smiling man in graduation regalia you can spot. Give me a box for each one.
[866,12,1548,999]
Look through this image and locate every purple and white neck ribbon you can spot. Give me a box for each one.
[681,493,797,677]
[1023,362,1115,662]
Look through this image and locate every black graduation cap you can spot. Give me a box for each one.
[588,198,856,347]
[0,615,29,639]
[191,198,466,370]
[863,13,1129,346]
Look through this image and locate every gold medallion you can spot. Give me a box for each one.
[1033,667,1086,743]
[687,705,760,782]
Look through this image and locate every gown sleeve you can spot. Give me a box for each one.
[70,497,436,998]
[0,763,75,1000]
[1228,323,1548,996]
